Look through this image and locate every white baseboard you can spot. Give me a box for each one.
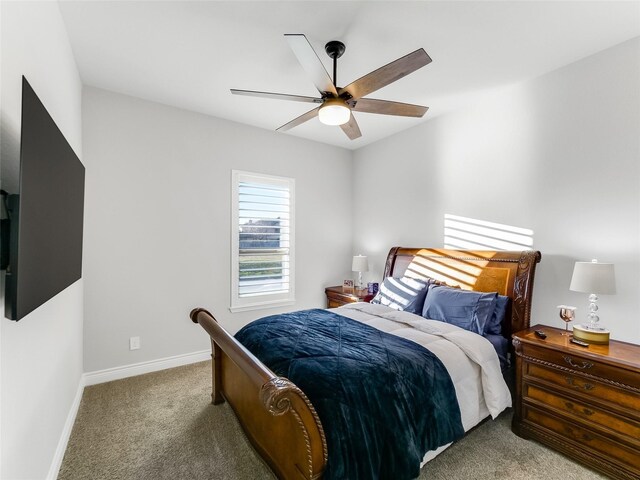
[46,349,210,479]
[47,375,85,480]
[83,349,211,386]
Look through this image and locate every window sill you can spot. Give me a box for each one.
[229,299,296,314]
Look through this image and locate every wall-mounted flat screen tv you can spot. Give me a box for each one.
[4,77,85,321]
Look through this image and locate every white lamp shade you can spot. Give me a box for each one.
[352,255,368,273]
[318,99,351,126]
[570,261,616,294]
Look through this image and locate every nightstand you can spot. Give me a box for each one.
[512,325,640,479]
[325,286,374,308]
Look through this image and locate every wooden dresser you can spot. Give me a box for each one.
[324,286,374,308]
[512,325,640,479]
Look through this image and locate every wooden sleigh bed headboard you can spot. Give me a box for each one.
[383,248,542,340]
[190,247,541,480]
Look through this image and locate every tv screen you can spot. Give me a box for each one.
[4,77,85,320]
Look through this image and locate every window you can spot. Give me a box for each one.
[230,170,295,312]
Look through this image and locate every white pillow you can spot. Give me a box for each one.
[370,276,431,314]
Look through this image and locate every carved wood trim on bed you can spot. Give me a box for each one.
[190,248,541,480]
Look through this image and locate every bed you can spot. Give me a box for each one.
[190,247,541,479]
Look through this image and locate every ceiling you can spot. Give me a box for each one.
[58,1,640,150]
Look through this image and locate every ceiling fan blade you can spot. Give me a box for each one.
[351,98,428,117]
[276,106,321,132]
[285,34,338,96]
[230,89,322,104]
[340,113,362,140]
[339,49,432,100]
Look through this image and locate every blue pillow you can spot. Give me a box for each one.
[421,285,498,335]
[371,277,431,314]
[485,294,510,335]
[483,333,510,371]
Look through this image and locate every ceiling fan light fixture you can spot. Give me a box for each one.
[318,98,350,126]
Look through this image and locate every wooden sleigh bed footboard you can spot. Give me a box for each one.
[190,308,327,480]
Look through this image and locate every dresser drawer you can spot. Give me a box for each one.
[525,362,640,413]
[524,383,640,443]
[524,405,640,471]
[513,326,640,480]
[521,344,640,389]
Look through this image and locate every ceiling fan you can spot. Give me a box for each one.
[231,34,432,140]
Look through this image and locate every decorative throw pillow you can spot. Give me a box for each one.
[484,294,510,335]
[421,285,498,335]
[370,276,431,314]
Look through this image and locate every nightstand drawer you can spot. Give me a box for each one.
[521,343,640,389]
[524,383,640,442]
[525,362,640,413]
[325,286,373,309]
[327,298,345,308]
[524,405,640,471]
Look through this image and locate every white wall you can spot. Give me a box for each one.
[0,2,84,479]
[0,10,634,476]
[352,38,640,344]
[82,87,353,372]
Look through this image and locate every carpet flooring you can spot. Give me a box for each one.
[59,361,606,480]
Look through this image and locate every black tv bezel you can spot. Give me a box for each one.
[3,77,86,321]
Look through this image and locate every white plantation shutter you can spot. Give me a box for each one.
[231,171,295,312]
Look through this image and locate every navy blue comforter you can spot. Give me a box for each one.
[235,309,464,480]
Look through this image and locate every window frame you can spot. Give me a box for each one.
[230,170,295,313]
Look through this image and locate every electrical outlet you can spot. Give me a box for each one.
[129,336,141,350]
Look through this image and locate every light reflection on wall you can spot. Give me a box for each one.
[444,214,534,251]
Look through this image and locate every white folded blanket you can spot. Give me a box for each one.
[335,303,512,419]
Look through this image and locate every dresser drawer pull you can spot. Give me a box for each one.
[563,356,594,370]
[564,401,595,416]
[565,377,595,391]
[563,425,594,442]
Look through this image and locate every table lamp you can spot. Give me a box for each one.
[569,259,616,344]
[352,255,368,289]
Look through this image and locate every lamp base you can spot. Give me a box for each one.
[572,324,610,345]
